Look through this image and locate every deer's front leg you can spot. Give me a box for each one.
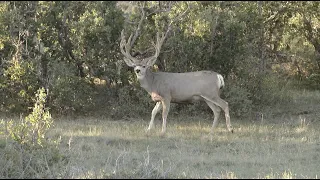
[146,102,162,133]
[160,99,171,136]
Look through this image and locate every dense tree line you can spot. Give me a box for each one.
[0,1,319,118]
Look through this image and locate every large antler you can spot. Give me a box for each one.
[142,32,166,66]
[120,29,140,67]
[120,2,190,67]
[119,2,148,67]
[142,2,190,66]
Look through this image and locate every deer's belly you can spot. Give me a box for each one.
[150,91,202,104]
[171,95,202,104]
[151,92,163,102]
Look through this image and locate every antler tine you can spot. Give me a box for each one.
[143,31,167,66]
[120,29,139,66]
[143,6,179,66]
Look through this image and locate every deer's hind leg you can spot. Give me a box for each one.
[160,99,171,136]
[201,95,233,133]
[204,100,221,133]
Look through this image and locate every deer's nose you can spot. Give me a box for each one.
[136,69,140,73]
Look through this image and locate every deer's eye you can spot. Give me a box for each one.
[142,66,146,68]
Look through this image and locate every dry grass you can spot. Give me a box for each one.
[1,89,320,178]
[46,113,320,179]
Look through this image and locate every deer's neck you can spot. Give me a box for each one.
[138,69,154,94]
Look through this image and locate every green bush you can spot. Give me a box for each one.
[0,87,69,179]
[258,74,294,106]
[5,87,53,147]
[304,73,320,90]
[0,59,39,113]
[50,75,95,115]
[110,84,153,119]
[224,84,253,118]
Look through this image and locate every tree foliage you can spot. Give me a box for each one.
[0,1,319,118]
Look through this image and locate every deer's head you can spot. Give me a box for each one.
[120,30,166,79]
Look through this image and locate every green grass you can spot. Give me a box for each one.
[1,89,320,178]
[44,114,320,179]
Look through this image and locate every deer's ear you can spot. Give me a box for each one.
[146,58,157,67]
[123,58,136,67]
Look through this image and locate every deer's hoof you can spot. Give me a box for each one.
[160,131,166,137]
[145,129,151,136]
[228,126,234,133]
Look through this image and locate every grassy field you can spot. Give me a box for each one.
[1,89,320,178]
[48,116,319,179]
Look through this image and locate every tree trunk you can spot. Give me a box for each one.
[257,1,265,101]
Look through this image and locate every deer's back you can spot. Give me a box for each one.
[152,71,221,103]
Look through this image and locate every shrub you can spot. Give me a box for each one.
[5,87,53,147]
[224,84,253,118]
[50,75,95,115]
[0,59,39,113]
[110,84,153,119]
[0,87,69,179]
[304,73,320,90]
[259,74,294,106]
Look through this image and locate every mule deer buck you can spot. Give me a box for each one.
[119,1,232,136]
[120,29,233,136]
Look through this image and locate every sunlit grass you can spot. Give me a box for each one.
[41,113,320,179]
[1,89,320,178]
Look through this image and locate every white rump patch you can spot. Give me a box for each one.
[217,74,225,89]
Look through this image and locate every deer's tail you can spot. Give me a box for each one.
[217,74,225,89]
